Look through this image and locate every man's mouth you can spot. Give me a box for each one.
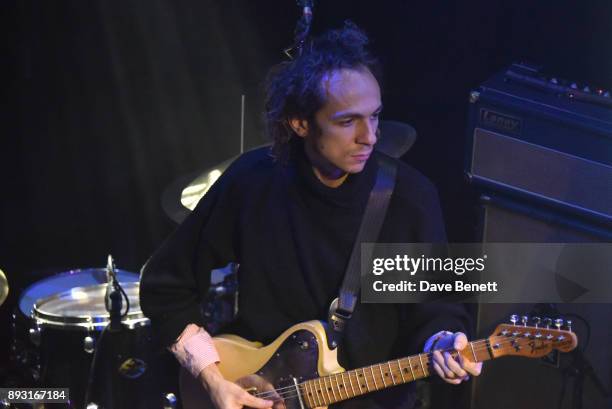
[351,152,371,160]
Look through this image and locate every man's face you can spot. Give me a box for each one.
[292,67,382,183]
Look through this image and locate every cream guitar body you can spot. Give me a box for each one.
[180,320,341,409]
[180,318,577,409]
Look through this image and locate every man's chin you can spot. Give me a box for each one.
[346,163,367,174]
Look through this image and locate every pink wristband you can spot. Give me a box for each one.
[170,324,220,378]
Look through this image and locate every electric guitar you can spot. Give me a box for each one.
[180,318,577,409]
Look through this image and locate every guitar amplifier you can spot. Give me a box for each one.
[465,63,612,228]
[466,64,612,409]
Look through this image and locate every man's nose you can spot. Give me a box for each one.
[359,120,377,145]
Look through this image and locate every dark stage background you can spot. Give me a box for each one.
[2,0,611,407]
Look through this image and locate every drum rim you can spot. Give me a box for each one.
[32,282,148,328]
[18,268,139,317]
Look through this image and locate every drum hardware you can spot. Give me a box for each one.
[163,392,178,409]
[84,332,96,354]
[83,255,135,408]
[28,320,41,346]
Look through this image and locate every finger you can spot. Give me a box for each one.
[243,392,273,409]
[453,332,468,351]
[456,353,482,377]
[433,350,455,378]
[444,352,467,378]
[432,361,447,380]
[433,361,462,385]
[464,361,483,377]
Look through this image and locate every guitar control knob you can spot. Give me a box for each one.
[555,319,564,330]
[544,318,552,329]
[570,83,578,89]
[510,314,518,325]
[532,316,541,328]
[566,320,572,332]
[583,86,591,93]
[521,316,529,327]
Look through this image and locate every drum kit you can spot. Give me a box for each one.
[2,120,413,408]
[5,261,179,409]
[4,258,237,409]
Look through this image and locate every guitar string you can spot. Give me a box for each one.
[252,334,555,401]
[253,334,549,401]
[252,336,502,400]
[254,331,570,402]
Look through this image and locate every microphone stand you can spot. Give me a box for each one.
[85,255,130,409]
[284,0,314,59]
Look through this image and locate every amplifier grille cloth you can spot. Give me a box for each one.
[471,128,612,218]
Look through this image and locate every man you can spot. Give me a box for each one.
[140,22,481,409]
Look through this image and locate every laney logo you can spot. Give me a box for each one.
[480,109,522,135]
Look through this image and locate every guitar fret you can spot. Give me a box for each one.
[305,380,314,407]
[324,376,334,403]
[418,354,427,377]
[469,341,477,361]
[319,377,329,405]
[347,370,357,396]
[333,374,343,400]
[370,366,379,389]
[408,357,416,380]
[301,382,312,408]
[340,372,349,399]
[309,380,319,408]
[362,368,371,392]
[378,364,387,387]
[356,370,365,393]
[397,359,407,382]
[388,362,396,385]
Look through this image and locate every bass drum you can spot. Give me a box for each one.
[13,268,179,409]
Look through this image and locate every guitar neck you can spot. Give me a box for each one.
[300,338,493,408]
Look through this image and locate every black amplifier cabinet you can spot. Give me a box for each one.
[465,63,612,228]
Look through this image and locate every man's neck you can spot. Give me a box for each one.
[312,166,349,188]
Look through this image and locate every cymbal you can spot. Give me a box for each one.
[0,268,8,306]
[162,120,417,224]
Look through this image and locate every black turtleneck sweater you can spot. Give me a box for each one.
[140,141,469,408]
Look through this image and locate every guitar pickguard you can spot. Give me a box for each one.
[251,329,321,408]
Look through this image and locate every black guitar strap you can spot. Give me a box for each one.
[328,154,398,347]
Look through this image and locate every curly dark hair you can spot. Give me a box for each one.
[264,21,382,160]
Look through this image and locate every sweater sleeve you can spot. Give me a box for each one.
[140,171,240,349]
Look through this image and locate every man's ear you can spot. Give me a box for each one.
[288,117,309,138]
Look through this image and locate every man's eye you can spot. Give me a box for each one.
[371,113,380,120]
[339,119,354,126]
